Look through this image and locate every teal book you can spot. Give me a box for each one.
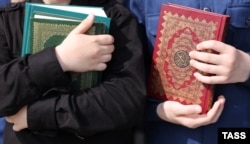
[22,3,111,91]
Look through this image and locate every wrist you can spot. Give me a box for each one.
[55,45,68,72]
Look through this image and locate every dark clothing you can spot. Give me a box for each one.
[0,0,146,144]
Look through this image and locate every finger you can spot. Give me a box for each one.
[99,54,112,63]
[190,59,228,78]
[177,96,225,128]
[189,59,220,74]
[95,63,107,71]
[195,95,225,125]
[189,51,221,65]
[100,44,115,55]
[196,40,226,53]
[95,35,114,45]
[166,101,202,116]
[206,95,225,121]
[70,14,95,35]
[193,72,228,84]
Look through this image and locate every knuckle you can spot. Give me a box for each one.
[205,54,212,63]
[230,47,238,55]
[91,36,99,43]
[226,58,235,67]
[208,40,218,47]
[222,75,230,83]
[92,47,102,56]
[202,65,211,73]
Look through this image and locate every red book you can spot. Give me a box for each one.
[147,3,230,114]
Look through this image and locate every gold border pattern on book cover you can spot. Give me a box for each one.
[153,11,217,104]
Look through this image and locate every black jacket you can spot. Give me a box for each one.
[0,0,146,143]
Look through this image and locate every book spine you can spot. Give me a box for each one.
[21,3,32,56]
[218,16,230,42]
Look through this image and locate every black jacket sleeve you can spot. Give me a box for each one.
[0,3,71,116]
[27,3,146,137]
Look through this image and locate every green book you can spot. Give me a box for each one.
[22,3,111,91]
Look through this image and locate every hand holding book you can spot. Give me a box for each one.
[148,3,230,114]
[156,95,225,128]
[55,14,114,73]
[189,40,250,84]
[22,3,111,91]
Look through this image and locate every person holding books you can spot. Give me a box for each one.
[0,0,146,144]
[124,0,250,144]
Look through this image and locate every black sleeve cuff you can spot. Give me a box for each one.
[28,47,71,93]
[27,96,58,130]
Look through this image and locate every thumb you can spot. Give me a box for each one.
[70,13,95,35]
